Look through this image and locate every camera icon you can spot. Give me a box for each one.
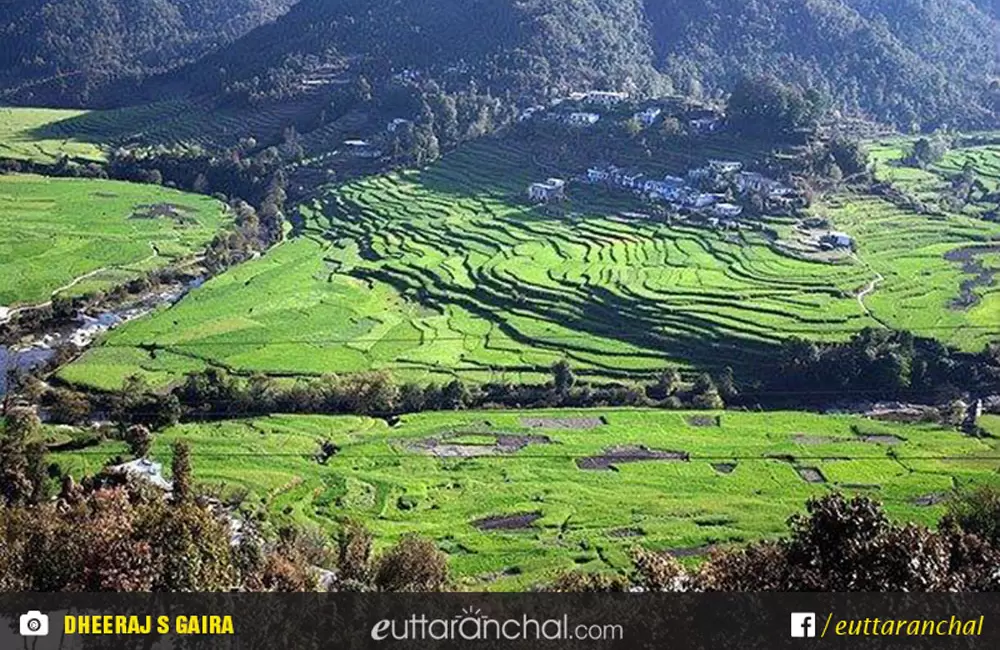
[20,611,49,636]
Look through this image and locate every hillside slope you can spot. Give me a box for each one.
[647,0,1000,127]
[162,0,998,129]
[0,0,298,106]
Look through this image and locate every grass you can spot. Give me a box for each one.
[0,174,229,306]
[0,107,106,163]
[53,409,1000,590]
[61,137,1000,390]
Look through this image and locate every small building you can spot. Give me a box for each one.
[713,203,744,219]
[528,178,566,203]
[343,140,383,158]
[686,193,719,209]
[634,107,662,127]
[387,118,411,133]
[690,117,721,133]
[587,167,611,183]
[566,112,601,126]
[518,106,545,122]
[620,172,645,190]
[822,232,854,249]
[107,459,173,492]
[587,91,629,107]
[708,160,743,175]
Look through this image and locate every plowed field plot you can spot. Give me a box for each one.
[53,410,1000,591]
[61,138,1000,390]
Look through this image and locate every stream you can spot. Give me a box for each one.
[0,277,203,397]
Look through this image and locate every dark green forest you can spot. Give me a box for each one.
[0,0,298,105]
[1,0,998,127]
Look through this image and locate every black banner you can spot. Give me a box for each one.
[1,593,998,649]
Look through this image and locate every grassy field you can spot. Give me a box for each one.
[61,137,1000,390]
[0,174,229,306]
[0,107,106,163]
[53,409,1000,590]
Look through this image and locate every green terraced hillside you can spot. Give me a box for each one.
[62,138,1000,390]
[54,410,1000,590]
[0,174,229,306]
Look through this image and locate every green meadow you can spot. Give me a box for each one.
[0,107,106,163]
[0,174,229,306]
[54,410,1000,590]
[62,138,1000,390]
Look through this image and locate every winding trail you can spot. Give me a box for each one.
[852,253,886,325]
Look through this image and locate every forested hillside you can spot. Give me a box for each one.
[647,0,1000,128]
[1,0,998,128]
[0,0,298,106]
[169,0,998,129]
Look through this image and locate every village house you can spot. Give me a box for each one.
[735,171,794,198]
[343,139,383,158]
[708,160,743,175]
[634,107,662,127]
[528,178,567,203]
[518,106,546,122]
[587,166,611,183]
[586,91,629,107]
[108,458,173,492]
[713,203,744,219]
[821,231,854,249]
[690,117,721,134]
[387,118,411,133]
[566,112,601,126]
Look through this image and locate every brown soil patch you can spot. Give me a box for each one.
[608,527,645,538]
[576,445,690,470]
[797,467,827,483]
[520,416,605,429]
[913,493,947,507]
[409,432,552,457]
[686,415,720,427]
[473,512,542,531]
[712,462,737,474]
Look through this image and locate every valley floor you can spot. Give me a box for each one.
[54,409,1000,590]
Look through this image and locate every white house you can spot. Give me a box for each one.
[566,112,601,126]
[822,232,854,249]
[736,171,791,196]
[108,458,173,492]
[713,203,744,219]
[686,192,719,209]
[708,160,743,175]
[634,107,662,127]
[587,167,611,183]
[528,178,566,203]
[620,172,645,189]
[387,118,411,133]
[690,117,721,133]
[343,140,383,158]
[518,106,545,122]
[587,91,629,106]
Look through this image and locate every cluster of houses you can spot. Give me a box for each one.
[584,160,796,223]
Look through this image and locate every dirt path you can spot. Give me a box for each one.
[852,253,886,323]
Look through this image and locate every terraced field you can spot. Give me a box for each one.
[54,410,1000,590]
[0,174,229,306]
[62,138,1000,390]
[0,107,106,163]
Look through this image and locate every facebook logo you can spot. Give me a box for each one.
[791,613,817,638]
